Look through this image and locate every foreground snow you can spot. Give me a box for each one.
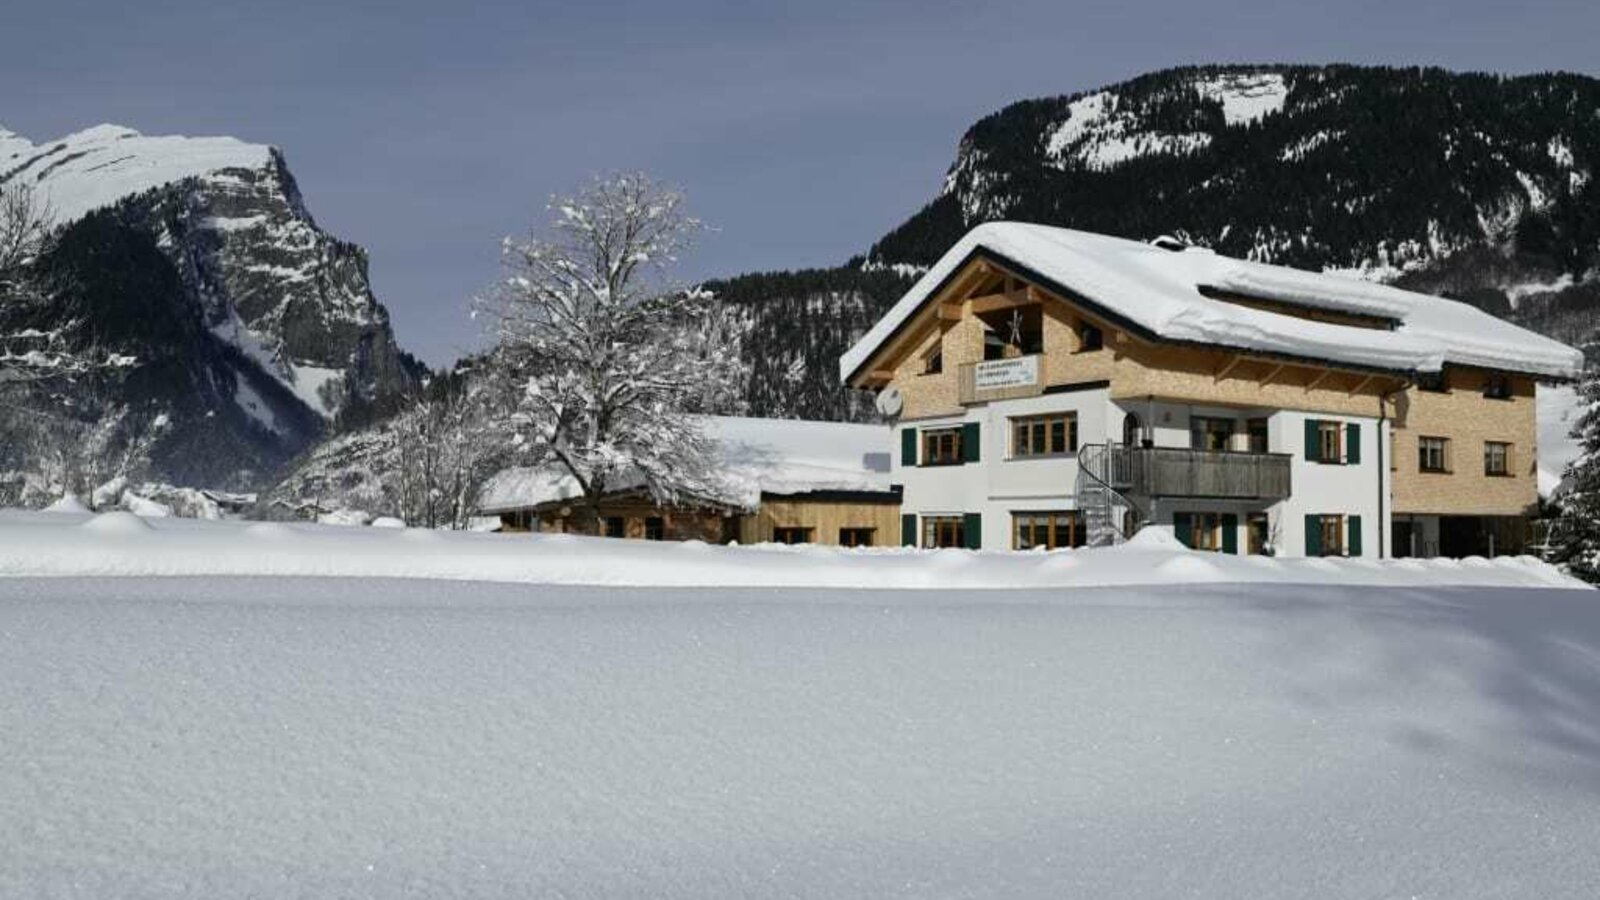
[0,510,1583,590]
[1,575,1597,897]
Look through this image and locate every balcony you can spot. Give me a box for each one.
[1098,446,1292,500]
[958,355,1044,404]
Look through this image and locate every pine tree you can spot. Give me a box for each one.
[1546,368,1600,582]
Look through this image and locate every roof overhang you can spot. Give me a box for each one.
[844,245,1421,389]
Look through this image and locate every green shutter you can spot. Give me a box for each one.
[1305,515,1322,557]
[1173,512,1194,548]
[1304,418,1320,462]
[963,513,982,550]
[1347,515,1363,557]
[1221,513,1238,554]
[901,428,917,467]
[1345,423,1361,465]
[901,514,917,547]
[961,422,980,463]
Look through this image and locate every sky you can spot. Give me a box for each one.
[4,0,1599,367]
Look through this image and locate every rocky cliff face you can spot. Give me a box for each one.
[0,123,420,486]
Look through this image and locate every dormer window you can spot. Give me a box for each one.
[1079,322,1103,352]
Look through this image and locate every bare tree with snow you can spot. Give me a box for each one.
[392,374,510,529]
[481,172,745,533]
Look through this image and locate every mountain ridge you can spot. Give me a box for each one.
[1,121,420,486]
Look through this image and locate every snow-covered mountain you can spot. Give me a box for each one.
[1,122,419,486]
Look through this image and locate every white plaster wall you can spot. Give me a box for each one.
[892,388,1112,549]
[893,397,1388,556]
[1271,410,1387,558]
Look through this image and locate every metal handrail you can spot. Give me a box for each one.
[1076,442,1145,544]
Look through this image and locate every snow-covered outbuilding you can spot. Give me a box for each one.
[841,222,1583,558]
[478,416,900,546]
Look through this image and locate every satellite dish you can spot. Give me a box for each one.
[875,386,904,419]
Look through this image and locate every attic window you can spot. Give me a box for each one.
[923,346,943,375]
[979,306,1042,360]
[1079,322,1103,352]
[1416,371,1448,393]
[1483,375,1512,401]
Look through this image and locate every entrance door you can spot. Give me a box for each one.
[1122,413,1143,448]
[1392,519,1414,559]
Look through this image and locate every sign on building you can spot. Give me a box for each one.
[973,356,1039,390]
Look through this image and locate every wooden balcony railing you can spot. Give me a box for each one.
[1106,446,1293,500]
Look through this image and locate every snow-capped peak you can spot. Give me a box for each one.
[0,122,272,224]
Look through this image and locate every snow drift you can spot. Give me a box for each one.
[0,510,1582,590]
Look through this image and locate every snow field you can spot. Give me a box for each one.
[1,576,1597,898]
[0,510,1583,590]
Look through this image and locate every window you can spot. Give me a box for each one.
[1191,417,1236,452]
[1247,418,1269,454]
[1419,436,1450,473]
[773,526,813,545]
[838,527,876,547]
[923,516,965,549]
[1317,420,1343,464]
[1079,322,1103,352]
[1247,513,1270,555]
[922,428,963,465]
[980,306,1042,360]
[644,517,666,541]
[1189,512,1226,552]
[1318,515,1345,557]
[1484,441,1512,477]
[923,347,942,375]
[603,516,625,538]
[1011,413,1077,457]
[1483,375,1512,400]
[1013,512,1085,550]
[1416,371,1448,393]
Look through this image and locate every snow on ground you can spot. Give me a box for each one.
[1539,383,1585,497]
[0,510,1581,590]
[1,573,1598,898]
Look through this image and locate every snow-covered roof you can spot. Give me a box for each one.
[478,416,894,514]
[0,123,272,225]
[841,222,1585,383]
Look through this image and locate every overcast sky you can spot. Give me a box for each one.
[4,0,1598,366]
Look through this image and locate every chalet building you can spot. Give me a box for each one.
[478,416,901,547]
[840,223,1583,558]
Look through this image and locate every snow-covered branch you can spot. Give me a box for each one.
[477,173,745,531]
